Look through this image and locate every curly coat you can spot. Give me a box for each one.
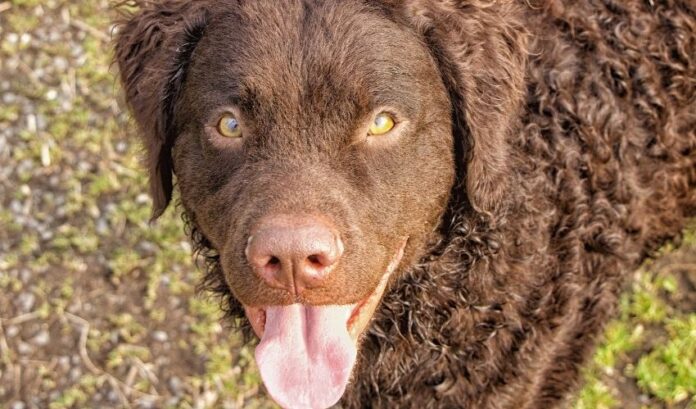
[115,0,696,407]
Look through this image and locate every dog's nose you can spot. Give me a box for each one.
[246,214,343,295]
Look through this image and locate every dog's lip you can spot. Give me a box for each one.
[243,238,408,341]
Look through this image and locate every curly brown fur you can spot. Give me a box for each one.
[345,2,696,408]
[114,0,696,408]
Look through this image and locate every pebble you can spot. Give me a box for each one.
[45,89,58,101]
[17,342,33,355]
[106,390,120,403]
[19,33,31,45]
[68,367,82,381]
[54,57,68,71]
[115,141,128,153]
[168,376,183,395]
[136,193,150,205]
[166,397,181,407]
[19,269,31,283]
[137,397,157,409]
[57,356,70,371]
[96,218,109,235]
[152,330,168,343]
[16,292,36,313]
[2,92,16,104]
[32,330,50,346]
[10,402,26,409]
[9,199,23,214]
[5,326,19,338]
[137,241,158,255]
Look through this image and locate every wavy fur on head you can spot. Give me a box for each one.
[116,0,696,407]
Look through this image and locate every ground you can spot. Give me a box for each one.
[0,1,694,408]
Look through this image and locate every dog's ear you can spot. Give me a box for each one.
[393,1,528,213]
[114,1,208,220]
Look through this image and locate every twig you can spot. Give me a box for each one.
[17,60,44,90]
[657,263,696,275]
[106,376,131,409]
[0,318,18,399]
[13,362,21,400]
[63,312,132,407]
[124,365,138,388]
[71,19,110,42]
[62,313,160,407]
[64,313,102,375]
[0,319,11,359]
[3,311,41,326]
[133,357,160,387]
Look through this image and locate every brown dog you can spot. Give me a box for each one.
[115,1,696,408]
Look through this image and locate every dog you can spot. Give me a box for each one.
[115,0,696,407]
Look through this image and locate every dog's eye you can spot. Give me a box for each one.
[218,114,243,138]
[368,112,395,136]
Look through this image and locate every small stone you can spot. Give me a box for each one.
[10,401,26,409]
[54,57,68,71]
[168,376,182,395]
[137,241,158,255]
[32,330,50,346]
[137,397,157,409]
[57,356,70,370]
[9,200,22,214]
[106,390,120,403]
[40,143,51,167]
[69,367,82,381]
[115,141,128,153]
[135,193,150,205]
[96,218,109,235]
[2,92,16,104]
[16,292,36,313]
[18,269,31,283]
[152,331,168,343]
[17,342,33,355]
[5,326,19,338]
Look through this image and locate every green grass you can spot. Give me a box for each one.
[574,233,696,409]
[0,1,272,407]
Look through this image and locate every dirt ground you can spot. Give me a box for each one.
[0,1,694,408]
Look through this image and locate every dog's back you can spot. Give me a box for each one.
[524,0,696,253]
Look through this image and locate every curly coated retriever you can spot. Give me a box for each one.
[115,0,696,408]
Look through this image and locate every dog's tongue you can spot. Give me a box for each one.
[255,304,357,409]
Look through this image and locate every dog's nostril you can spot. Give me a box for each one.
[247,214,343,294]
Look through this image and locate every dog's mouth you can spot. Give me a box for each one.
[242,239,407,409]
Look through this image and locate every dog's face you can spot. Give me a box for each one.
[116,1,526,407]
[175,3,454,405]
[175,0,454,307]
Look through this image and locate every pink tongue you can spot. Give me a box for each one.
[255,304,357,409]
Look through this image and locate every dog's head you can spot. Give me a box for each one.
[116,1,526,407]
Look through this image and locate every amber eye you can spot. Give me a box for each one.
[217,114,243,138]
[368,112,395,136]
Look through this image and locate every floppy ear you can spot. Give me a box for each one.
[398,1,528,213]
[114,1,208,219]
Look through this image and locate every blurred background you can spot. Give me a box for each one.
[0,1,694,408]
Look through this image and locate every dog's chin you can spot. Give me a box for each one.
[241,240,407,409]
